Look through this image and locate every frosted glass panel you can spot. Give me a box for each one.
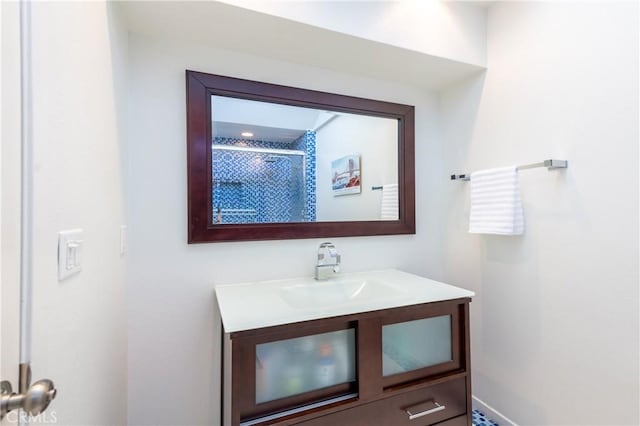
[382,315,452,376]
[256,329,356,404]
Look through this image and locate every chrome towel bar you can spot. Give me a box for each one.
[451,159,568,181]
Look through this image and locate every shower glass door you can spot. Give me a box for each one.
[212,147,307,224]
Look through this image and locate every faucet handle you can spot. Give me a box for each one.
[316,242,339,265]
[314,242,341,280]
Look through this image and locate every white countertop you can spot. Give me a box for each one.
[215,269,474,333]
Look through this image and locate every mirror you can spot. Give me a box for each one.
[187,71,415,242]
[211,96,399,223]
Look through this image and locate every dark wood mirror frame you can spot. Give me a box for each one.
[186,70,415,243]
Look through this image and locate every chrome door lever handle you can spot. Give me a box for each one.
[1,364,57,420]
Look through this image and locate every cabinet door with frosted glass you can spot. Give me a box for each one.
[232,321,357,422]
[381,303,464,388]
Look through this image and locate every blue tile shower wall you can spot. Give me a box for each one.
[294,131,316,222]
[212,136,316,224]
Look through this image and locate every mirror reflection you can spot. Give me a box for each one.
[211,95,399,224]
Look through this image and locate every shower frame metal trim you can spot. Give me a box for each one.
[212,144,306,157]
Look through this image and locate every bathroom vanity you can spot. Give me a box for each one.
[215,270,474,426]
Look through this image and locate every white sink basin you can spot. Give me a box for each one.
[215,269,475,332]
[279,278,404,309]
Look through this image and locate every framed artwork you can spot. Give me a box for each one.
[332,154,361,196]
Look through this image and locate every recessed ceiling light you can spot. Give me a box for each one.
[241,132,254,137]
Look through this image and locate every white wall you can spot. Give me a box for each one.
[17,2,127,425]
[126,33,445,425]
[316,113,398,221]
[440,2,639,425]
[220,0,487,67]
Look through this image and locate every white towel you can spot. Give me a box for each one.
[469,166,524,235]
[380,184,399,220]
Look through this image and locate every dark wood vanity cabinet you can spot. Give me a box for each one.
[222,298,472,426]
[298,377,468,426]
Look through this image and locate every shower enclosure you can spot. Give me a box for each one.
[212,145,307,224]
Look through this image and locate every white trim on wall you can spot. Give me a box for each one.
[472,395,518,426]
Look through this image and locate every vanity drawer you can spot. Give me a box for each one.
[298,377,466,426]
[433,414,469,426]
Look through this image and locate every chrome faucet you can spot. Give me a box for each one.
[315,242,341,280]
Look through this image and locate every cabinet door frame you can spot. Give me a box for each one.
[224,298,472,425]
[379,301,465,389]
[231,319,358,422]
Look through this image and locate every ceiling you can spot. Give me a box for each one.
[213,122,306,143]
[212,96,338,143]
[117,1,485,91]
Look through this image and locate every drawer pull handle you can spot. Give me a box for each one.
[405,401,446,420]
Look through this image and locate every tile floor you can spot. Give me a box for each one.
[472,408,499,426]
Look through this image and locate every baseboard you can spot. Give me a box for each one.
[472,395,518,426]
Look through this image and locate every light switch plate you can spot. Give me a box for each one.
[58,229,83,281]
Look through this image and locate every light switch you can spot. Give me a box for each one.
[58,229,83,281]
